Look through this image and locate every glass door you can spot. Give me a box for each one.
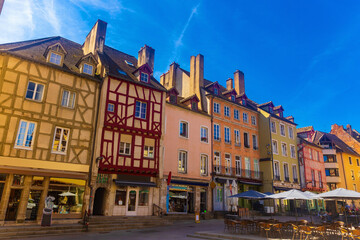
[26,190,42,220]
[126,189,137,216]
[5,189,22,221]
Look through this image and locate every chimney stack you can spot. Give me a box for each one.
[346,124,352,135]
[190,54,204,109]
[234,70,245,95]
[226,78,233,90]
[138,45,155,72]
[83,19,107,55]
[169,62,179,89]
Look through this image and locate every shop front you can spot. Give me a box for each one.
[213,177,237,212]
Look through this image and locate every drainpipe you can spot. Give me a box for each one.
[88,74,104,215]
[210,95,214,213]
[268,117,274,193]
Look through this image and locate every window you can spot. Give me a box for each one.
[325,168,339,176]
[140,72,149,83]
[328,183,337,190]
[314,150,318,161]
[274,161,280,180]
[200,154,208,176]
[178,151,187,173]
[179,121,188,138]
[251,116,256,125]
[284,163,289,182]
[271,121,276,133]
[290,145,296,158]
[61,90,76,108]
[135,101,147,119]
[82,63,93,75]
[349,157,352,165]
[243,113,248,123]
[107,103,114,112]
[115,188,126,206]
[288,127,294,139]
[52,127,69,153]
[214,88,218,95]
[318,172,323,188]
[49,52,62,65]
[119,142,131,155]
[191,102,198,111]
[15,120,36,149]
[354,184,357,192]
[254,159,260,179]
[224,127,230,143]
[25,81,44,101]
[213,102,220,114]
[214,152,221,173]
[351,170,355,180]
[244,132,249,148]
[245,157,251,177]
[357,159,360,166]
[224,106,230,117]
[235,156,241,176]
[311,170,316,187]
[234,109,239,120]
[214,124,220,141]
[225,154,231,175]
[144,146,154,158]
[231,95,235,102]
[292,165,298,182]
[252,135,258,150]
[234,129,240,146]
[169,95,177,104]
[200,127,208,143]
[324,155,337,163]
[281,143,287,156]
[308,148,313,159]
[272,140,278,154]
[139,187,149,206]
[280,124,285,136]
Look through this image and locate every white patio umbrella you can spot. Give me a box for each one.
[267,189,310,221]
[59,191,76,197]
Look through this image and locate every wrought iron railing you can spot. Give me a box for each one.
[213,166,263,180]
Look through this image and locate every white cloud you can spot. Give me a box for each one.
[69,0,134,14]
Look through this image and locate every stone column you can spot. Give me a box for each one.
[0,174,13,224]
[36,177,50,223]
[207,186,212,213]
[194,186,200,212]
[16,176,32,223]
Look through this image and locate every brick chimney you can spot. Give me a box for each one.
[234,70,245,95]
[83,19,107,55]
[346,124,352,135]
[226,78,233,90]
[190,54,204,109]
[138,45,155,72]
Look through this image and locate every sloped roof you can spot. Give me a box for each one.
[298,136,323,149]
[298,126,314,133]
[313,131,360,156]
[0,36,100,82]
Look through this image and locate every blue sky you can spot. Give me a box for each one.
[1,0,359,132]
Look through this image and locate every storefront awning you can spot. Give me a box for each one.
[215,177,236,184]
[170,180,209,187]
[114,180,156,187]
[274,186,298,191]
[238,180,262,186]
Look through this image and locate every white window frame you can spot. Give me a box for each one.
[234,109,239,120]
[292,164,298,182]
[214,151,221,174]
[61,90,76,109]
[244,132,250,148]
[214,124,220,141]
[288,126,294,139]
[119,142,131,155]
[280,123,286,137]
[51,126,70,154]
[245,157,251,177]
[252,135,258,150]
[25,81,44,102]
[82,63,94,75]
[135,101,147,119]
[200,126,208,143]
[49,52,62,65]
[225,153,231,175]
[200,154,208,176]
[290,144,296,158]
[274,161,280,179]
[271,121,277,134]
[314,149,318,161]
[224,127,230,143]
[178,150,187,173]
[224,106,230,117]
[213,102,220,114]
[140,72,149,83]
[234,129,240,146]
[283,163,289,181]
[179,120,189,138]
[243,112,248,123]
[235,156,242,176]
[254,159,260,179]
[272,140,278,154]
[309,148,313,159]
[14,120,36,150]
[251,115,256,125]
[144,145,154,158]
[281,142,288,156]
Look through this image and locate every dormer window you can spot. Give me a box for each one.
[269,107,273,114]
[191,102,198,111]
[214,88,218,95]
[49,52,62,65]
[170,95,177,104]
[82,63,94,75]
[140,72,149,83]
[231,95,235,102]
[242,99,247,105]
